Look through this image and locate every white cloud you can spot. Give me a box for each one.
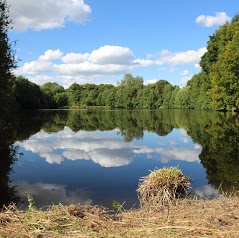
[195,12,231,27]
[16,60,53,75]
[146,53,153,59]
[15,45,136,86]
[133,59,155,66]
[62,53,90,64]
[23,75,58,86]
[179,129,188,136]
[180,74,194,87]
[8,0,92,31]
[144,79,158,85]
[194,63,201,69]
[15,45,207,87]
[24,75,95,88]
[39,49,64,61]
[157,47,207,65]
[169,67,176,72]
[180,137,189,143]
[89,45,135,65]
[180,69,190,76]
[53,61,131,76]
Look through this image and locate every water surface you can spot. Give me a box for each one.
[1,109,239,209]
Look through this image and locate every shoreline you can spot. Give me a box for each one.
[1,197,238,238]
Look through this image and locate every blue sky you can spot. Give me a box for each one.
[8,0,238,88]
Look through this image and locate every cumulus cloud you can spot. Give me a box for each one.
[53,62,131,76]
[180,74,194,87]
[15,45,136,86]
[15,45,207,87]
[195,63,201,69]
[157,47,207,65]
[8,0,92,31]
[144,79,158,85]
[62,53,90,64]
[16,60,53,75]
[89,45,135,65]
[180,69,190,76]
[195,12,231,27]
[39,49,64,61]
[133,59,155,67]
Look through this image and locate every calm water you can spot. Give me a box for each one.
[1,109,239,209]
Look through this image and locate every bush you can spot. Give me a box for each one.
[137,167,191,209]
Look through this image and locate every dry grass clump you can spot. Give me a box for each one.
[137,167,191,209]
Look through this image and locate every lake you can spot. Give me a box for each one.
[0,109,239,209]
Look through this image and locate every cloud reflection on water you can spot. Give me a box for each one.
[194,185,222,199]
[13,181,92,209]
[17,127,202,167]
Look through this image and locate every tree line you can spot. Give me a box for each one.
[1,0,239,112]
[11,74,180,110]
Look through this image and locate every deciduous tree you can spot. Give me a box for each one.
[0,0,16,110]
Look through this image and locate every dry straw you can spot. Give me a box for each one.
[137,167,191,209]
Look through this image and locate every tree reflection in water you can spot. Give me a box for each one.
[0,115,20,208]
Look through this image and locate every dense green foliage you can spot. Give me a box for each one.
[13,76,44,109]
[12,73,181,110]
[186,14,239,111]
[0,0,16,111]
[65,75,179,109]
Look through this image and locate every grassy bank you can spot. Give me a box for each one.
[0,197,238,238]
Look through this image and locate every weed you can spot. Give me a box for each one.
[25,192,36,211]
[112,200,124,212]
